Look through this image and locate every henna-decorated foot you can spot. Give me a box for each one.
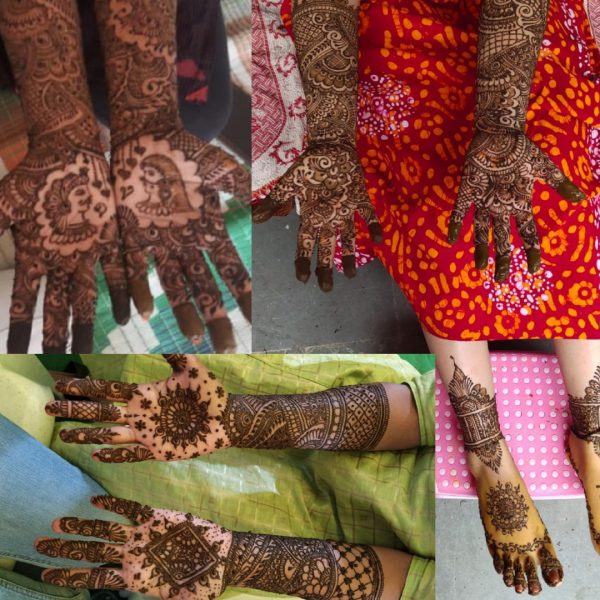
[472,443,563,595]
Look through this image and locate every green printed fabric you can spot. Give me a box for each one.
[48,354,434,600]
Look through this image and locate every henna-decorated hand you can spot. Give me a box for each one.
[37,495,232,599]
[254,143,383,292]
[46,354,232,462]
[113,130,251,352]
[0,142,129,353]
[448,130,585,282]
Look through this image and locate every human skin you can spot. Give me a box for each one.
[253,0,382,292]
[44,353,420,462]
[36,495,409,600]
[424,331,562,595]
[0,0,129,353]
[94,0,251,352]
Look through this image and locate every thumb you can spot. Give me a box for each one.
[532,145,585,203]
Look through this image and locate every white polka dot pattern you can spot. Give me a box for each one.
[435,352,583,499]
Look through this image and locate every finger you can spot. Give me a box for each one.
[525,557,542,596]
[42,268,70,354]
[154,251,204,345]
[100,242,130,326]
[295,221,317,284]
[70,256,96,354]
[316,227,336,293]
[204,237,251,303]
[45,400,126,423]
[125,250,153,320]
[90,495,154,523]
[52,517,133,543]
[356,201,383,244]
[531,147,585,203]
[196,145,250,202]
[207,318,236,354]
[514,211,541,274]
[539,546,563,587]
[163,353,200,373]
[7,259,43,353]
[237,290,251,322]
[252,193,284,223]
[92,446,155,463]
[340,219,357,278]
[59,426,136,445]
[491,213,512,283]
[514,559,526,594]
[473,207,490,270]
[55,377,138,402]
[448,168,479,244]
[35,538,123,563]
[42,568,125,589]
[503,553,515,587]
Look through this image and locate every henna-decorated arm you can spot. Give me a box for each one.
[38,496,405,600]
[253,0,382,292]
[0,0,128,353]
[447,0,584,282]
[93,0,251,350]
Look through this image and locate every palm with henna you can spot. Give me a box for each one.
[46,354,231,462]
[37,495,232,599]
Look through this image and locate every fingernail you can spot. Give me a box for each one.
[141,311,152,321]
[54,380,67,392]
[45,402,60,415]
[447,223,460,245]
[474,245,488,270]
[547,570,559,585]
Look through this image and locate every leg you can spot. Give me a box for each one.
[424,330,563,594]
[554,339,600,554]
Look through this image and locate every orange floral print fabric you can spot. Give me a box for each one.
[353,0,600,339]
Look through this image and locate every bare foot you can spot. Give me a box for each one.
[470,440,563,595]
[567,430,600,553]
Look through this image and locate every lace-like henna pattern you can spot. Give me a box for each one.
[486,482,529,535]
[222,384,389,450]
[447,359,503,472]
[224,533,384,600]
[58,517,129,543]
[569,366,600,451]
[36,539,121,563]
[60,427,118,444]
[46,400,122,422]
[485,529,552,555]
[0,0,124,353]
[43,568,125,589]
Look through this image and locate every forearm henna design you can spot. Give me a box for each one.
[486,482,529,535]
[222,384,389,450]
[58,518,129,543]
[36,539,121,563]
[0,0,126,353]
[224,533,384,600]
[94,0,251,342]
[447,359,504,472]
[568,366,600,452]
[447,0,584,280]
[46,400,123,422]
[43,568,126,589]
[255,0,381,289]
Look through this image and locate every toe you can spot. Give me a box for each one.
[514,559,526,594]
[539,546,563,587]
[503,554,515,587]
[525,557,541,596]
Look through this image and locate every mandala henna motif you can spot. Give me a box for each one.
[447,359,503,472]
[224,533,384,600]
[486,482,529,535]
[222,384,389,450]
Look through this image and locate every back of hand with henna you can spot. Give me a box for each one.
[94,0,252,352]
[447,0,585,282]
[253,0,383,292]
[0,0,129,353]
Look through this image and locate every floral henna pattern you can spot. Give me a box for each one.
[224,533,384,600]
[36,539,122,563]
[568,366,600,453]
[254,0,382,291]
[222,384,389,450]
[42,568,126,589]
[447,359,503,472]
[447,0,584,281]
[56,377,139,401]
[486,482,529,536]
[59,427,119,444]
[58,517,129,543]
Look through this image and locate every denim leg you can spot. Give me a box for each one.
[0,416,125,568]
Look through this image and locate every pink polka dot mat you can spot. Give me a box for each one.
[435,352,584,500]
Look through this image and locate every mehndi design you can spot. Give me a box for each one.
[223,383,390,450]
[486,482,529,536]
[447,359,503,472]
[447,0,585,281]
[568,365,600,453]
[94,0,251,351]
[0,0,129,353]
[253,0,382,292]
